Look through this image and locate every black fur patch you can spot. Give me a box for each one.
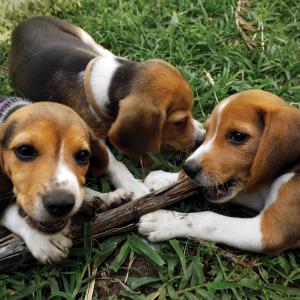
[9,16,95,101]
[107,59,138,116]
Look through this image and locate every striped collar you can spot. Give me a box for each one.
[0,97,31,123]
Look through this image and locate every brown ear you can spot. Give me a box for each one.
[88,135,109,178]
[246,106,300,192]
[108,96,166,161]
[0,167,11,197]
[0,128,12,197]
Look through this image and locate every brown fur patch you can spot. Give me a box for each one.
[261,173,300,254]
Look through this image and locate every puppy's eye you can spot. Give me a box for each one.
[14,145,38,162]
[227,131,250,145]
[75,150,90,165]
[174,118,188,129]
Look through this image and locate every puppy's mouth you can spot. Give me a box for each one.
[18,207,68,233]
[201,178,238,202]
[29,218,68,233]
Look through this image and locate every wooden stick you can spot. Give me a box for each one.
[0,178,200,271]
[90,177,199,235]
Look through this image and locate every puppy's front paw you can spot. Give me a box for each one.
[115,178,150,200]
[85,187,133,211]
[144,171,179,191]
[97,188,133,211]
[138,210,186,242]
[25,227,72,264]
[130,181,150,200]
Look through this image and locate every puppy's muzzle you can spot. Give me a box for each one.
[43,190,75,217]
[183,161,201,180]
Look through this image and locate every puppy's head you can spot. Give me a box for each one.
[108,59,205,161]
[0,100,108,232]
[182,89,300,203]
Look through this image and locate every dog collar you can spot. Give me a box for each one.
[0,97,31,123]
[84,58,115,122]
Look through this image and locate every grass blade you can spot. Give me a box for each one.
[128,236,165,267]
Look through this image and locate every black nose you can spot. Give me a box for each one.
[183,161,201,179]
[43,190,75,217]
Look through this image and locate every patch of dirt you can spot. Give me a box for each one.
[96,256,157,299]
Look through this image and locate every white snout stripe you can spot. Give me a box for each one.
[187,97,232,163]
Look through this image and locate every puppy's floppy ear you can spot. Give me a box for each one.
[88,134,109,178]
[246,106,300,192]
[0,164,10,197]
[108,95,166,160]
[0,125,13,196]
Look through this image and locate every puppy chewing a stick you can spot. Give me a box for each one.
[0,96,132,264]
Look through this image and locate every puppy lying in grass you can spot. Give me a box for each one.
[9,16,205,199]
[139,90,300,255]
[0,96,131,263]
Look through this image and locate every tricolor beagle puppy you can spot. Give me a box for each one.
[139,90,300,255]
[9,16,205,198]
[0,96,131,263]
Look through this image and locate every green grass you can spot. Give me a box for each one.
[1,0,300,299]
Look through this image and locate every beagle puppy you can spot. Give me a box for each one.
[139,90,300,255]
[0,96,131,263]
[8,16,205,198]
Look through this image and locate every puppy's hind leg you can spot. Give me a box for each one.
[77,28,114,57]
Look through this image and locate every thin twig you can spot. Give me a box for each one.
[191,237,259,269]
[84,259,98,300]
[235,0,259,51]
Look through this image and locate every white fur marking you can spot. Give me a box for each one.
[232,174,295,212]
[54,142,82,212]
[187,98,231,163]
[265,172,295,209]
[89,56,120,114]
[232,185,270,212]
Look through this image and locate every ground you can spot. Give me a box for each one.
[1,0,300,299]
